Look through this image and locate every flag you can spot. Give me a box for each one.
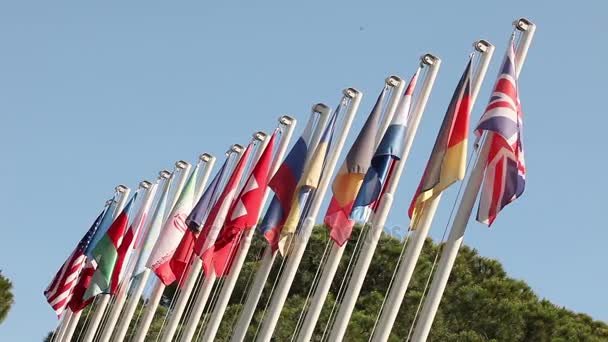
[279,110,338,255]
[85,199,118,258]
[325,88,387,246]
[133,177,172,277]
[194,144,253,266]
[350,71,419,222]
[83,194,137,300]
[475,38,526,226]
[259,117,316,251]
[148,165,199,285]
[202,132,276,276]
[408,58,472,226]
[44,209,105,317]
[169,158,230,285]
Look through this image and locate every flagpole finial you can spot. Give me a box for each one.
[159,170,172,179]
[116,185,129,193]
[420,53,439,67]
[514,17,534,31]
[313,103,331,115]
[385,76,402,88]
[474,39,492,53]
[228,144,244,155]
[176,160,190,170]
[199,153,213,163]
[343,87,360,99]
[279,115,295,126]
[139,180,152,189]
[253,131,268,142]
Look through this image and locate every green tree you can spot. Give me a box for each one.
[0,271,14,325]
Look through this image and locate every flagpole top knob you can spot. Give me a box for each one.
[175,160,190,169]
[253,131,268,142]
[312,103,331,115]
[514,17,534,31]
[159,170,172,179]
[228,144,244,155]
[115,185,129,193]
[279,115,295,126]
[199,153,213,163]
[474,39,492,53]
[385,76,402,88]
[420,53,440,66]
[139,180,152,189]
[343,87,360,99]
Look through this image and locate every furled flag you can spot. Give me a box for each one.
[84,194,137,300]
[325,88,387,246]
[132,177,172,277]
[475,38,526,226]
[259,117,316,251]
[169,158,229,286]
[202,132,276,276]
[148,165,199,285]
[44,208,106,317]
[350,71,419,222]
[194,145,253,267]
[408,58,473,226]
[279,110,338,255]
[110,183,159,294]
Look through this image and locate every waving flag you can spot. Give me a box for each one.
[148,165,199,285]
[203,132,276,276]
[279,110,338,255]
[44,208,106,317]
[169,158,229,285]
[259,117,316,251]
[351,71,419,222]
[325,88,387,246]
[84,194,137,300]
[476,38,526,226]
[409,58,472,226]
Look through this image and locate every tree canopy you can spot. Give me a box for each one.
[0,271,14,325]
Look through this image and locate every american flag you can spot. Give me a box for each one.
[475,38,526,226]
[44,209,105,317]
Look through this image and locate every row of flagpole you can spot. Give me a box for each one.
[45,17,536,342]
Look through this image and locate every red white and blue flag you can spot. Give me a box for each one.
[475,38,526,226]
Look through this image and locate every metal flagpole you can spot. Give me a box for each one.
[79,184,134,342]
[130,160,193,342]
[229,105,330,342]
[370,40,495,342]
[256,87,362,342]
[176,133,268,342]
[112,170,173,342]
[410,18,536,342]
[296,76,404,342]
[328,54,441,342]
[201,116,297,341]
[53,310,72,341]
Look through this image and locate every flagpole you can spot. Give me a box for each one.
[229,105,330,342]
[53,310,72,342]
[256,88,362,342]
[201,116,297,341]
[176,133,268,342]
[130,161,193,342]
[111,170,172,342]
[328,54,441,342]
[410,19,535,342]
[295,76,404,342]
[370,41,495,342]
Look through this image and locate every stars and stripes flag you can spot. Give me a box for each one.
[259,117,316,251]
[325,87,387,246]
[44,208,106,317]
[350,70,419,222]
[202,132,276,276]
[475,38,526,226]
[409,58,472,226]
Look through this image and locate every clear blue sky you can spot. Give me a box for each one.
[1,1,606,340]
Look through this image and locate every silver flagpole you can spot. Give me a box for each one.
[201,116,297,341]
[111,169,173,342]
[370,41,494,342]
[80,184,134,342]
[130,160,192,342]
[328,54,441,342]
[229,105,330,342]
[410,19,536,342]
[296,76,404,342]
[176,133,267,342]
[256,88,363,342]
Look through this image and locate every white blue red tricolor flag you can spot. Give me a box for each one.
[475,38,526,226]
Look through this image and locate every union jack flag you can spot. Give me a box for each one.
[475,38,526,226]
